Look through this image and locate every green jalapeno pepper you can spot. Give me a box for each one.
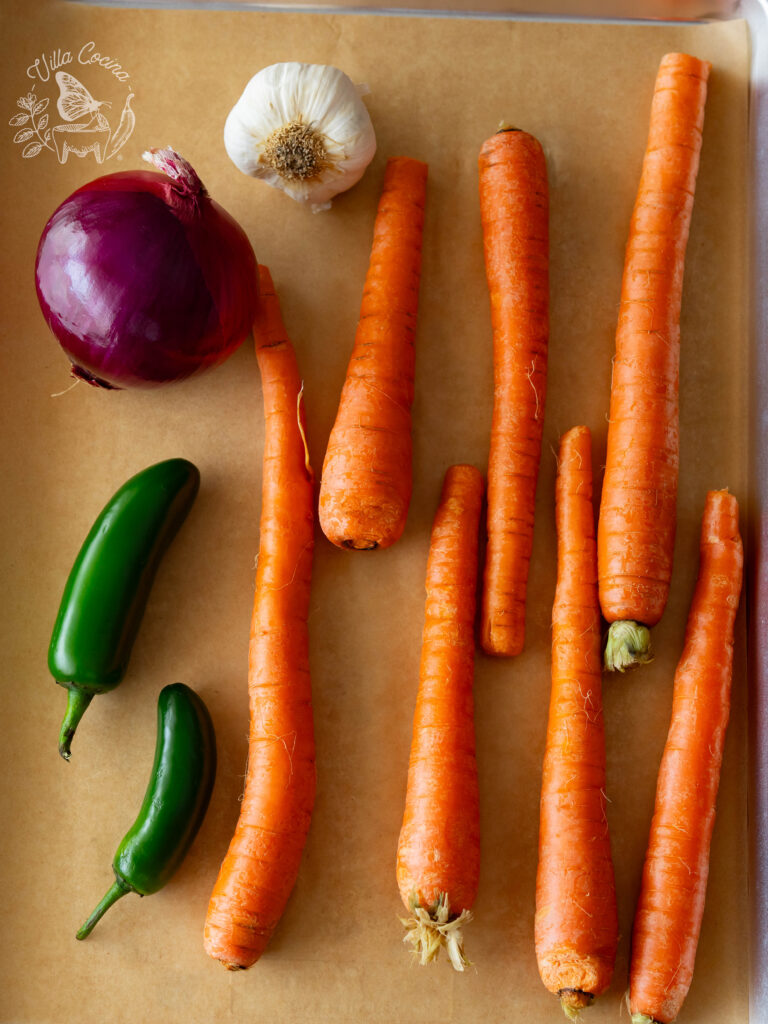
[49,458,200,759]
[76,682,216,939]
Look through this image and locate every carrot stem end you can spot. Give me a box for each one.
[400,892,472,971]
[630,1015,657,1024]
[603,620,652,672]
[559,990,594,1020]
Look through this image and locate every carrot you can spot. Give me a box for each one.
[396,464,484,970]
[535,426,618,1020]
[203,265,315,970]
[628,489,742,1024]
[478,128,549,657]
[319,156,428,550]
[598,53,710,672]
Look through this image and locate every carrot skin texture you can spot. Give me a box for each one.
[478,129,549,657]
[629,490,743,1024]
[535,427,618,1010]
[598,53,710,634]
[203,266,315,970]
[319,156,428,550]
[396,465,484,966]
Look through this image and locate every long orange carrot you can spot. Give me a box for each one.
[319,156,428,550]
[536,426,618,1019]
[478,128,549,657]
[203,266,315,970]
[629,489,742,1024]
[396,464,484,970]
[598,53,710,671]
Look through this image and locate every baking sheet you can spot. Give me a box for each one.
[0,4,750,1022]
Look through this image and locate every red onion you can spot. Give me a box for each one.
[35,148,258,388]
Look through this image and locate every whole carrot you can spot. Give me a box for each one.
[478,127,549,657]
[536,426,618,1020]
[629,489,742,1024]
[319,156,428,550]
[203,266,315,970]
[396,464,484,970]
[598,53,710,671]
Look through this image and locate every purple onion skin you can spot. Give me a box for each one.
[35,164,259,388]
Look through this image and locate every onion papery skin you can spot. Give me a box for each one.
[35,165,259,389]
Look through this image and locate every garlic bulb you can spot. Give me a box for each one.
[224,62,377,212]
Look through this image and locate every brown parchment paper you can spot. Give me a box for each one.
[0,5,750,1022]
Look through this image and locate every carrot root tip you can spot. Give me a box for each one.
[603,620,652,672]
[558,990,594,1020]
[296,383,314,482]
[400,893,472,971]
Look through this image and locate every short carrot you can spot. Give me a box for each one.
[535,426,618,1020]
[319,156,428,550]
[478,128,549,657]
[203,266,315,970]
[598,53,710,671]
[396,464,484,970]
[629,489,742,1024]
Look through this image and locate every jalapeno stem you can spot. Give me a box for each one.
[76,876,133,940]
[58,688,95,760]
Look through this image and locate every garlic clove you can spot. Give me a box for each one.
[224,62,377,210]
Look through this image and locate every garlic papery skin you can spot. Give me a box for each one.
[224,62,377,212]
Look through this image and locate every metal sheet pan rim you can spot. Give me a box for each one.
[67,0,742,18]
